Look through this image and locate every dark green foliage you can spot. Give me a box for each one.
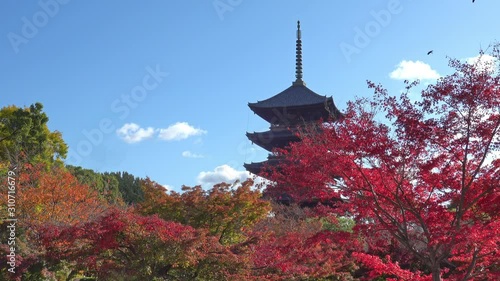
[67,166,148,205]
[67,166,146,205]
[111,171,144,204]
[67,165,123,204]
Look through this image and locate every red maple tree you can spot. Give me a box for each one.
[39,208,252,280]
[248,202,361,280]
[267,47,500,280]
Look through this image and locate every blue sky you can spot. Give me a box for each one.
[1,0,499,192]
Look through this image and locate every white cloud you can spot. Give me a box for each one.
[466,54,498,73]
[390,60,440,80]
[116,121,207,143]
[158,122,207,141]
[182,150,204,158]
[197,164,250,187]
[116,123,155,143]
[161,184,174,192]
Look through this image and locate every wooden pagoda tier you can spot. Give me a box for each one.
[244,155,283,176]
[248,83,343,125]
[246,127,300,152]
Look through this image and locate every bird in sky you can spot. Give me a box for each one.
[427,50,434,55]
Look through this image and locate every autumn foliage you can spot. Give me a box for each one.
[17,164,107,227]
[39,208,250,280]
[138,178,271,245]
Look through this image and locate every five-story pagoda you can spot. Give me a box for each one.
[244,21,342,176]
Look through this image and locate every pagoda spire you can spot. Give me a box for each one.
[293,20,305,86]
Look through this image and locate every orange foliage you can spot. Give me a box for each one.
[18,163,107,227]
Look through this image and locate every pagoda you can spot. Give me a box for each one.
[244,21,342,176]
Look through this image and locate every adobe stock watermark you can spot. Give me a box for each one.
[66,65,169,165]
[5,166,18,274]
[213,0,242,21]
[339,0,409,63]
[7,0,71,54]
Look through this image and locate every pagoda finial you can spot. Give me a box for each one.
[293,20,305,86]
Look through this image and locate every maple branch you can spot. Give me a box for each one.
[464,122,500,210]
[457,106,473,220]
[352,159,429,261]
[115,246,134,263]
[461,247,479,281]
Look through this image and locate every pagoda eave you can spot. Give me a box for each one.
[249,101,341,125]
[244,156,284,176]
[244,161,267,176]
[246,131,300,151]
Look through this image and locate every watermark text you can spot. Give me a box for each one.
[6,166,18,274]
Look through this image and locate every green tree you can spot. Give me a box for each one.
[112,171,144,204]
[0,102,67,167]
[67,165,123,205]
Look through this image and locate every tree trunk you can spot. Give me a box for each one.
[431,264,442,281]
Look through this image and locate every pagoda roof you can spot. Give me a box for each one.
[248,84,343,124]
[244,161,266,176]
[248,84,332,109]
